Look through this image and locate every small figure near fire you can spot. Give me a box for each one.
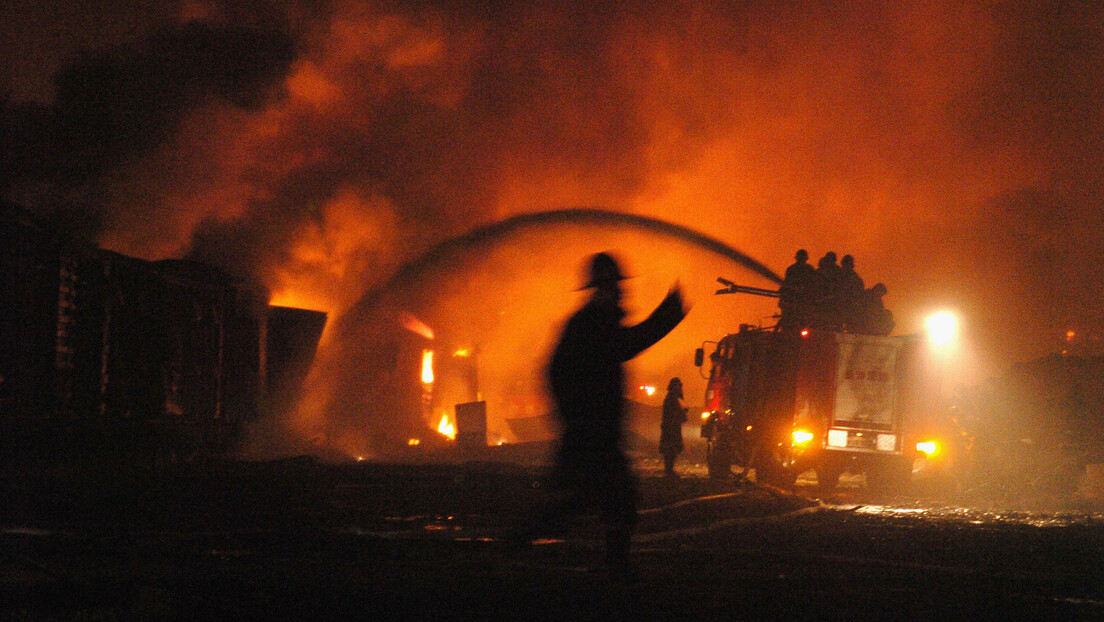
[660,377,688,478]
[521,251,687,580]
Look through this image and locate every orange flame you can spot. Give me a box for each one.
[401,312,435,340]
[437,412,455,440]
[421,349,434,384]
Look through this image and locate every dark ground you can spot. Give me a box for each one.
[4,451,1104,621]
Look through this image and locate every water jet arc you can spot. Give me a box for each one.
[359,207,781,311]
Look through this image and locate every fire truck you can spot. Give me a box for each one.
[695,281,950,493]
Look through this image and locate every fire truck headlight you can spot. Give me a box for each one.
[916,441,938,456]
[827,429,848,448]
[792,430,814,445]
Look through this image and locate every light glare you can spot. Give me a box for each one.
[925,311,959,348]
[421,349,435,384]
[792,430,814,445]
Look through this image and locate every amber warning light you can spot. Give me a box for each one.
[792,430,814,445]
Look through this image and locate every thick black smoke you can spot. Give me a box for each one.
[2,22,295,241]
[183,1,672,290]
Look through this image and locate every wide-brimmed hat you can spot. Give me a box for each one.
[581,252,629,289]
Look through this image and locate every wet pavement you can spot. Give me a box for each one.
[4,458,1104,620]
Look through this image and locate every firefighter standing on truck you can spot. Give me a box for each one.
[534,251,687,580]
[813,251,844,330]
[838,254,865,331]
[778,249,816,332]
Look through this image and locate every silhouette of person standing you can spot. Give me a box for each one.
[778,249,816,332]
[813,251,843,330]
[660,377,687,477]
[541,252,687,578]
[859,282,895,336]
[838,254,865,331]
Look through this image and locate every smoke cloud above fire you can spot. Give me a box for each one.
[3,1,1103,456]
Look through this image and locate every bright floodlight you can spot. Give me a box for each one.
[925,311,959,348]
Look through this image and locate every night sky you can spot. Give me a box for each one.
[4,1,1103,453]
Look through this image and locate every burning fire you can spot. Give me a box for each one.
[401,312,436,340]
[49,2,1086,463]
[421,349,435,384]
[437,412,456,440]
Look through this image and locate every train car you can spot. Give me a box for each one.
[1,201,325,466]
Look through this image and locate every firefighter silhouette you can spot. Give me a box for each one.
[812,251,844,330]
[858,283,894,336]
[778,249,816,332]
[526,251,687,578]
[839,254,866,332]
[660,377,687,477]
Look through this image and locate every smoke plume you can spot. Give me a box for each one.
[3,1,1103,456]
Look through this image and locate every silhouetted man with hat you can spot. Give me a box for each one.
[778,249,816,332]
[534,251,687,579]
[839,254,865,331]
[660,377,688,477]
[859,282,895,336]
[813,251,844,330]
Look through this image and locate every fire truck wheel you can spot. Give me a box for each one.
[755,461,797,489]
[866,457,911,494]
[707,453,732,479]
[815,465,842,497]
